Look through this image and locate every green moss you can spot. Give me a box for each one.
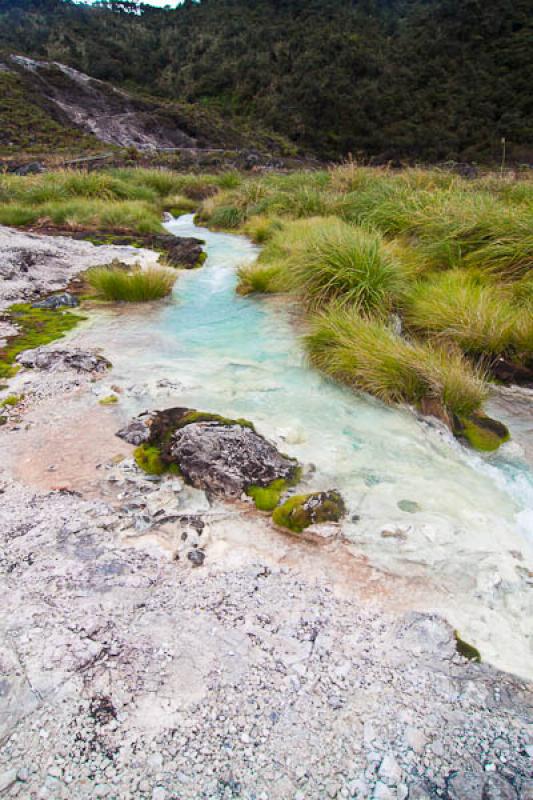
[99,394,119,405]
[133,444,181,476]
[272,490,345,533]
[0,415,7,426]
[0,304,85,379]
[454,412,510,452]
[246,479,289,511]
[179,411,255,430]
[454,631,481,662]
[0,393,24,408]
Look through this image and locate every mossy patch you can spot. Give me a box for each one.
[99,394,119,405]
[133,443,181,476]
[272,490,345,533]
[0,304,85,379]
[246,478,289,512]
[453,412,510,452]
[179,411,255,431]
[0,393,24,408]
[454,631,481,662]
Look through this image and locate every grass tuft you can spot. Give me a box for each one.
[86,263,177,302]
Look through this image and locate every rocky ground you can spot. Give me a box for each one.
[0,226,532,799]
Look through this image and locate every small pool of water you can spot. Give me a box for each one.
[72,214,533,677]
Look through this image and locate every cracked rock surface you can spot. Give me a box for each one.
[0,481,531,800]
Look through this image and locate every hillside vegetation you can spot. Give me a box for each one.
[0,0,531,163]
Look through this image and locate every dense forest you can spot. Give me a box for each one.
[0,0,531,162]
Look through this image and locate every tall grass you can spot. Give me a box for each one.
[404,270,533,359]
[305,305,487,415]
[286,220,408,314]
[86,263,177,302]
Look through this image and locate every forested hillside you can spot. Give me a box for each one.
[0,0,531,163]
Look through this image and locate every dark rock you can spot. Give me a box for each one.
[17,347,111,373]
[117,407,299,495]
[446,771,485,800]
[170,421,298,496]
[491,358,533,388]
[187,549,205,567]
[482,775,517,800]
[32,292,79,310]
[116,413,153,445]
[13,161,44,176]
[408,781,438,799]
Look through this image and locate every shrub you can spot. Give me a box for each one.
[86,263,177,302]
[243,215,283,244]
[304,305,487,415]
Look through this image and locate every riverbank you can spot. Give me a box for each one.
[0,213,532,798]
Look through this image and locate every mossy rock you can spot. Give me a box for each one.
[453,412,510,452]
[134,444,180,476]
[272,490,346,533]
[454,631,481,662]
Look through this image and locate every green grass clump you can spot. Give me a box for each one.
[305,306,487,417]
[243,215,283,244]
[404,271,533,360]
[0,304,85,379]
[207,204,244,230]
[286,219,408,314]
[246,479,288,512]
[0,393,24,408]
[86,264,177,302]
[236,261,287,295]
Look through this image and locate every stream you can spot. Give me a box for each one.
[72,214,533,677]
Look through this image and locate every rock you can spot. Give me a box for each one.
[13,161,44,176]
[0,768,17,793]
[397,499,420,514]
[373,782,396,800]
[17,347,111,373]
[452,412,510,452]
[271,491,345,534]
[32,292,79,309]
[490,358,533,388]
[405,726,427,753]
[446,771,485,800]
[378,754,402,786]
[116,413,153,445]
[407,781,435,799]
[187,549,205,567]
[145,410,299,496]
[482,774,518,800]
[420,396,452,428]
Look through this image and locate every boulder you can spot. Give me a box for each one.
[31,292,79,310]
[17,347,111,373]
[453,412,510,452]
[169,421,298,496]
[117,407,299,497]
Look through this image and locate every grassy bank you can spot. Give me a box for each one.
[201,165,532,447]
[0,168,238,234]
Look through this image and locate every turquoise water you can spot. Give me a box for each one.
[74,214,533,675]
